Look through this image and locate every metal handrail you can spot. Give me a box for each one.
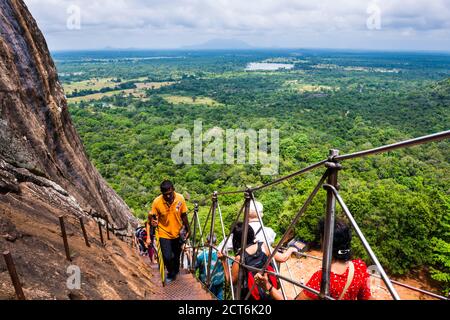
[208,130,450,196]
[193,236,449,301]
[218,190,248,196]
[334,130,450,161]
[251,160,328,192]
[370,273,449,300]
[211,246,335,300]
[190,130,450,300]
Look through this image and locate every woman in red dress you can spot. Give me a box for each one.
[255,219,372,300]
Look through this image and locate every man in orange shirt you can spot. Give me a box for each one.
[147,180,190,283]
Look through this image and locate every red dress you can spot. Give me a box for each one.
[303,259,372,300]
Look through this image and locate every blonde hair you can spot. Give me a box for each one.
[248,200,263,220]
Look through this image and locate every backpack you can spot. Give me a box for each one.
[242,242,278,300]
[135,227,147,240]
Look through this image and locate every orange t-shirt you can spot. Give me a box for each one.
[149,192,188,239]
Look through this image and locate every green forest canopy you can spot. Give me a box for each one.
[55,49,450,294]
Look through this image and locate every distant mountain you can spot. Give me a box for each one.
[102,46,142,51]
[182,38,253,50]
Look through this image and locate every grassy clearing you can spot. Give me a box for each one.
[64,77,149,95]
[162,95,222,106]
[67,89,136,103]
[66,80,175,103]
[284,80,337,93]
[64,78,118,95]
[135,81,176,90]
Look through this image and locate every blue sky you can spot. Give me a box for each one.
[24,0,450,52]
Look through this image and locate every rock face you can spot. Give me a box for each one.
[0,0,136,230]
[0,0,148,300]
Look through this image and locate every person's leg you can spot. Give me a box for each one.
[149,228,155,261]
[211,284,224,300]
[137,239,144,254]
[171,238,182,276]
[150,235,157,263]
[148,242,155,262]
[217,286,224,300]
[159,238,175,278]
[141,239,148,255]
[152,245,158,263]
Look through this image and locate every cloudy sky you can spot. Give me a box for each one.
[24,0,450,52]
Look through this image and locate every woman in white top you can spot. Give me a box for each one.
[218,200,277,252]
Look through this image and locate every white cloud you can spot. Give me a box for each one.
[23,0,450,51]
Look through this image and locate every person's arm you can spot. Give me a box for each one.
[295,290,313,300]
[181,213,190,239]
[231,256,241,284]
[217,251,231,284]
[254,273,284,300]
[254,272,314,300]
[150,200,159,227]
[267,228,276,247]
[180,198,190,238]
[146,220,152,247]
[263,244,298,263]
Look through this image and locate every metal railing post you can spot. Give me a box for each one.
[98,221,105,246]
[79,217,90,247]
[195,205,209,281]
[105,216,111,241]
[207,199,247,294]
[217,202,236,300]
[2,251,26,300]
[325,184,401,300]
[59,216,72,262]
[247,193,288,300]
[206,192,218,287]
[285,262,299,297]
[191,202,199,273]
[252,171,329,290]
[201,204,213,243]
[320,149,342,299]
[236,189,251,300]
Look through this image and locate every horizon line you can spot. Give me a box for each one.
[50,46,450,55]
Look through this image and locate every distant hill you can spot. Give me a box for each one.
[182,38,253,50]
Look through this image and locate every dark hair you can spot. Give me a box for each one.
[231,222,255,254]
[160,180,174,193]
[319,218,352,262]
